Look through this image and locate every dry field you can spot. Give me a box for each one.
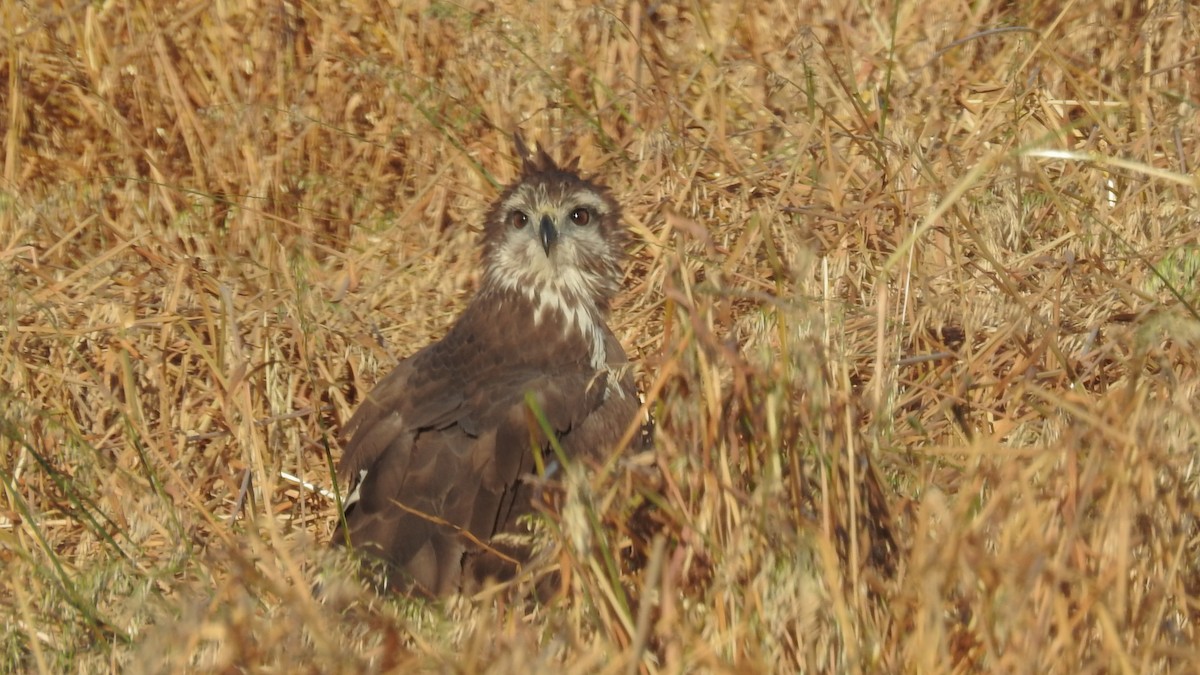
[3,0,1200,672]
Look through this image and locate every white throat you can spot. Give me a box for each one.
[487,231,612,370]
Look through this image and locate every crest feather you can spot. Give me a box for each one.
[513,132,562,175]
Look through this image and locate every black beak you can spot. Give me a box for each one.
[538,215,557,256]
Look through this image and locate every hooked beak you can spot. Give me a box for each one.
[538,215,558,256]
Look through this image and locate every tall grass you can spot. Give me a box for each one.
[2,0,1198,671]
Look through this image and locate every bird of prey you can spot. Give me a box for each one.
[333,135,641,597]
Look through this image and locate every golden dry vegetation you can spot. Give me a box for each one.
[3,0,1200,672]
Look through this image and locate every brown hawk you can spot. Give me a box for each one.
[333,135,640,597]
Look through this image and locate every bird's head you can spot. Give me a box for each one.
[481,135,626,313]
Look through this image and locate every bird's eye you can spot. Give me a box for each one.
[508,211,528,229]
[570,208,591,226]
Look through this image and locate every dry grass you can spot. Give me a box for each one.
[3,0,1200,672]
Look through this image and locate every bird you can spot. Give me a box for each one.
[332,135,641,597]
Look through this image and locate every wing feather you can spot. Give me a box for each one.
[335,304,640,595]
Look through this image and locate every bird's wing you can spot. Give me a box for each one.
[335,350,623,595]
[337,342,467,485]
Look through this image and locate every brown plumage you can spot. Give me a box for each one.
[333,136,640,597]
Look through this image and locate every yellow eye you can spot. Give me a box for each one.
[570,208,591,226]
[508,211,528,229]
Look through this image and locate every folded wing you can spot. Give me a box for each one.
[333,329,637,596]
